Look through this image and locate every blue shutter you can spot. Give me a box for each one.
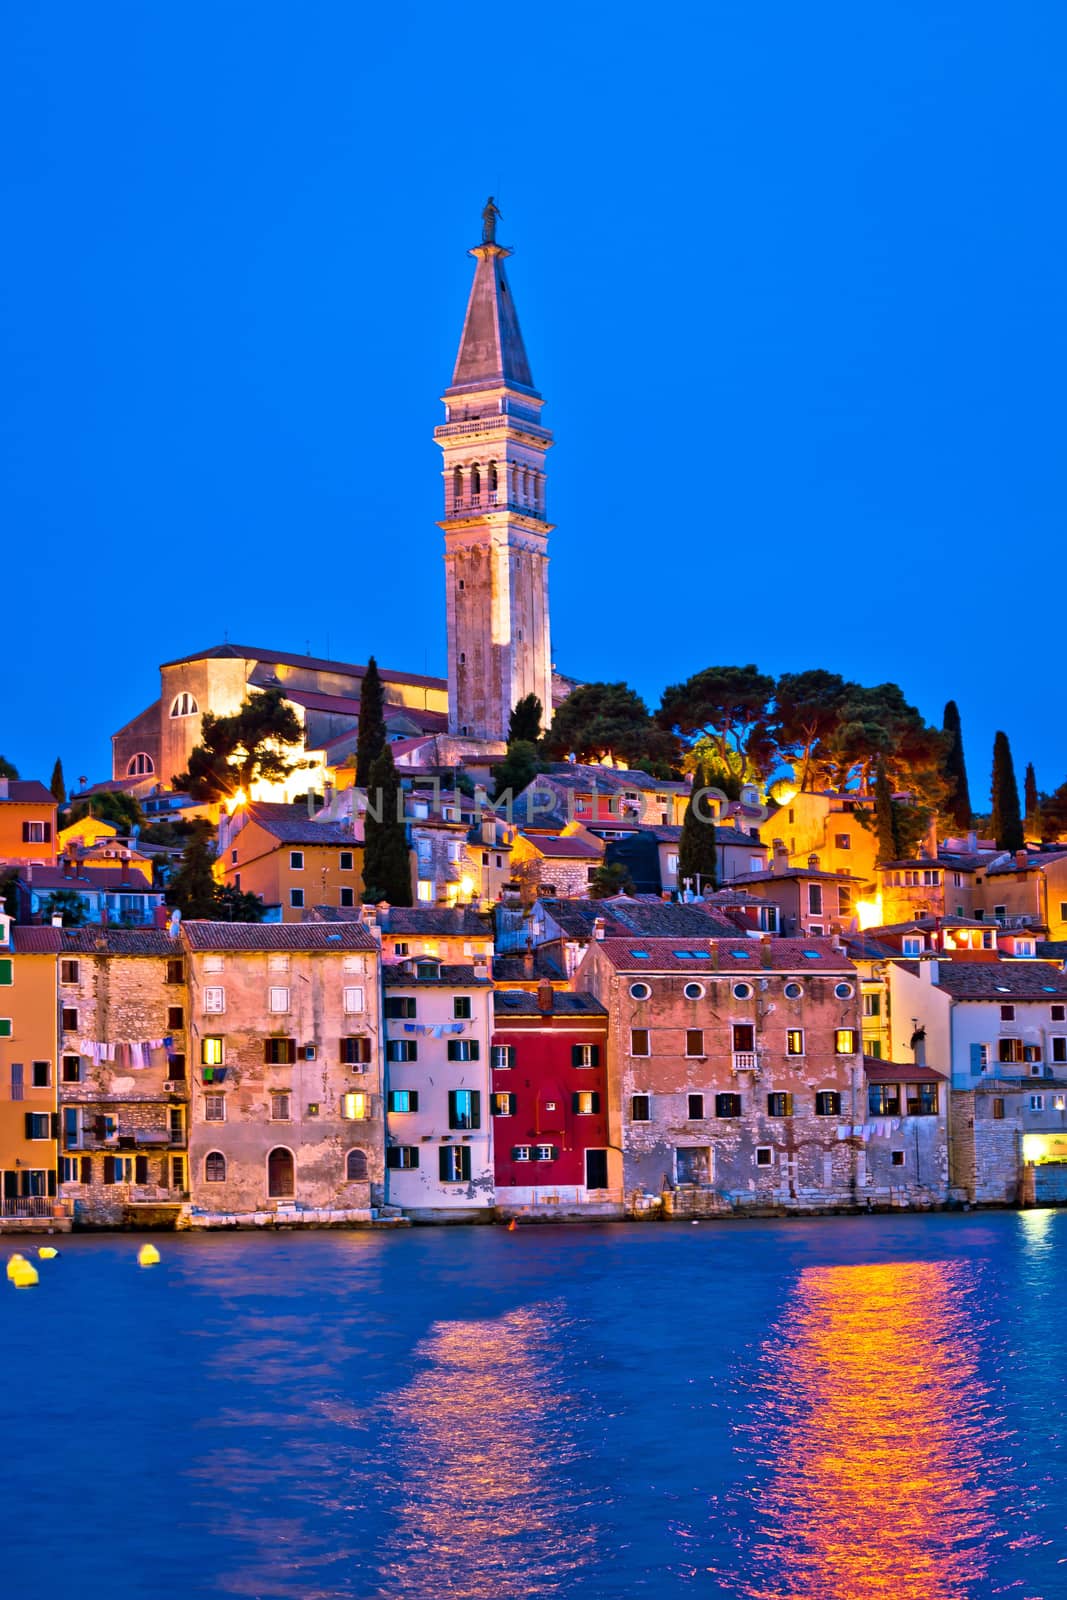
[969,1043,983,1076]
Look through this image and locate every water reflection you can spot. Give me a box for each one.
[738,1260,1006,1600]
[376,1302,595,1599]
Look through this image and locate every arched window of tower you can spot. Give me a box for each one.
[453,466,463,508]
[470,464,481,504]
[488,460,498,503]
[522,468,530,502]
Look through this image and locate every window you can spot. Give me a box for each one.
[733,982,753,1000]
[448,1089,481,1129]
[387,1040,418,1062]
[534,1144,557,1162]
[784,981,803,1000]
[417,881,434,903]
[166,957,185,984]
[715,1093,742,1118]
[868,1083,900,1115]
[573,1091,600,1115]
[447,996,474,1024]
[60,959,80,984]
[385,997,416,1019]
[767,1093,793,1117]
[61,1006,78,1032]
[1052,1038,1067,1065]
[447,1039,480,1062]
[386,1146,419,1170]
[169,692,199,717]
[338,851,354,872]
[290,850,304,870]
[629,982,651,1000]
[492,1044,516,1069]
[290,888,305,909]
[733,1023,755,1053]
[755,1147,773,1167]
[901,937,923,957]
[202,1036,224,1066]
[834,982,854,999]
[388,1089,419,1113]
[511,1145,533,1161]
[269,987,290,1013]
[439,1146,472,1183]
[339,888,355,908]
[267,1147,295,1198]
[631,1094,651,1122]
[630,1028,650,1057]
[345,1148,368,1181]
[862,993,882,1018]
[835,1029,857,1055]
[126,753,155,776]
[891,1150,906,1168]
[103,1155,135,1184]
[491,1092,517,1116]
[1053,1005,1066,1023]
[834,833,851,850]
[205,1152,226,1183]
[62,1054,81,1083]
[22,820,50,843]
[905,1083,939,1116]
[342,1092,370,1120]
[341,1035,372,1065]
[815,1091,841,1116]
[263,1038,296,1065]
[571,1043,599,1067]
[204,1095,226,1122]
[10,1063,23,1100]
[687,1093,705,1119]
[343,986,365,1015]
[808,884,823,915]
[1000,1004,1016,1022]
[270,1092,291,1121]
[203,986,225,1014]
[992,1097,1006,1121]
[32,1060,50,1087]
[784,1028,805,1057]
[686,1029,704,1058]
[1030,1095,1045,1112]
[0,1019,11,1039]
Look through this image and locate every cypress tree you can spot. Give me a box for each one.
[50,758,66,806]
[677,765,719,894]
[941,700,971,830]
[991,731,1024,853]
[355,656,387,790]
[1024,761,1039,822]
[508,694,543,746]
[872,762,900,865]
[362,745,412,905]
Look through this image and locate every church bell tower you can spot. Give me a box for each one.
[437,200,553,744]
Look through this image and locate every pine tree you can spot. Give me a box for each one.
[677,765,719,894]
[1024,762,1039,822]
[872,762,900,865]
[362,745,412,905]
[356,656,387,789]
[508,694,543,746]
[991,731,1024,853]
[941,700,971,830]
[50,758,66,806]
[165,823,220,919]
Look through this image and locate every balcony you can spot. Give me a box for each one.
[1,1197,62,1219]
[732,1052,760,1074]
[446,497,547,522]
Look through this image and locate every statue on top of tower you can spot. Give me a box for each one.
[481,196,501,245]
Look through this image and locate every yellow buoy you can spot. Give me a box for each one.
[6,1253,28,1281]
[11,1260,39,1288]
[137,1243,161,1267]
[38,1246,58,1260]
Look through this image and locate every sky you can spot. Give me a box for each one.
[2,2,1064,805]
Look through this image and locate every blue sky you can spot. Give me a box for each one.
[2,2,1063,804]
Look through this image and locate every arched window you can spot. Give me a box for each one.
[169,692,199,719]
[510,463,519,500]
[204,1151,226,1183]
[522,469,530,502]
[267,1146,295,1198]
[452,466,463,506]
[470,464,481,498]
[346,1148,368,1181]
[126,753,155,776]
[487,460,498,491]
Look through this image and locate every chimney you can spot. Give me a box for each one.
[593,917,606,942]
[63,855,73,880]
[967,830,977,853]
[771,843,788,877]
[537,978,554,1014]
[523,941,535,980]
[307,789,316,819]
[911,1026,927,1068]
[759,933,773,968]
[361,905,378,929]
[1015,850,1028,870]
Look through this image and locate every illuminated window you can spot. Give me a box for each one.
[766,1093,793,1117]
[201,1037,223,1066]
[417,880,434,903]
[906,1083,939,1116]
[786,1029,805,1056]
[491,1092,517,1116]
[815,1091,841,1116]
[868,1083,900,1116]
[439,1145,472,1182]
[835,1029,858,1055]
[342,1092,370,1121]
[388,1090,419,1112]
[448,1089,481,1129]
[573,1090,600,1115]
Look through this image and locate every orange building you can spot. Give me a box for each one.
[215,803,363,921]
[0,913,65,1231]
[0,777,57,867]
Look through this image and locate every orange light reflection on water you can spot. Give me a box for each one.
[740,1260,1005,1600]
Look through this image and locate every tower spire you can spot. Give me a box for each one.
[450,200,536,395]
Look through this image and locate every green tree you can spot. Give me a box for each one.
[1038,780,1067,842]
[589,861,635,899]
[941,700,972,830]
[355,656,387,789]
[173,689,304,802]
[658,665,777,787]
[362,746,412,905]
[69,790,144,835]
[50,758,66,806]
[1024,762,1039,826]
[213,884,268,923]
[40,890,89,927]
[508,694,543,746]
[871,762,902,866]
[677,764,719,893]
[492,740,542,803]
[774,670,851,792]
[0,755,18,781]
[545,681,676,768]
[165,823,220,919]
[991,731,1024,853]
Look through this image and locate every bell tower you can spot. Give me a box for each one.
[437,200,553,744]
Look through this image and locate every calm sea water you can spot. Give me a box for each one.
[3,1212,1066,1600]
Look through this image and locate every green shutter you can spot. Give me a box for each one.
[0,958,12,985]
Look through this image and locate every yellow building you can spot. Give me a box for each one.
[760,789,881,889]
[215,803,363,921]
[0,913,65,1230]
[0,778,57,868]
[58,814,120,852]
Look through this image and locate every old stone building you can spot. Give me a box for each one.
[181,922,384,1223]
[861,1056,949,1203]
[55,928,190,1226]
[575,935,866,1214]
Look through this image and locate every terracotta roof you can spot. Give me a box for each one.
[864,1057,945,1083]
[253,819,357,847]
[56,929,181,956]
[11,927,63,953]
[160,642,446,691]
[379,906,492,938]
[728,867,861,885]
[493,991,607,1017]
[986,851,1067,877]
[382,962,491,987]
[1,781,55,806]
[491,951,566,983]
[538,765,690,795]
[523,832,603,859]
[538,897,738,941]
[182,921,378,952]
[929,963,1067,999]
[593,937,856,974]
[19,866,163,893]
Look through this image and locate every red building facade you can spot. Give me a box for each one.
[491,981,615,1215]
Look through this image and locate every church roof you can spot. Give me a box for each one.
[449,243,537,395]
[158,643,445,692]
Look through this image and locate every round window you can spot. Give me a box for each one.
[784,981,803,999]
[630,982,651,1001]
[733,981,753,1000]
[683,982,704,1000]
[834,982,855,999]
